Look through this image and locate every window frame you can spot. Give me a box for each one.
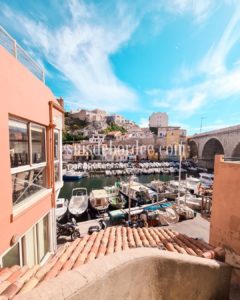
[30,123,47,165]
[9,117,48,208]
[54,129,61,183]
[0,212,51,268]
[9,118,30,169]
[10,117,47,173]
[0,238,23,268]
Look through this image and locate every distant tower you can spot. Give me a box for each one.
[149,112,168,128]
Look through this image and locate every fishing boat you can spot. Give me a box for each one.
[68,188,88,218]
[185,176,201,194]
[199,173,214,187]
[164,181,186,200]
[56,198,68,221]
[119,181,158,206]
[89,189,110,214]
[147,180,165,193]
[63,170,86,181]
[176,192,203,211]
[104,185,126,209]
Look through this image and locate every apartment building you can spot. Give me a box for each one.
[0,27,64,268]
[149,112,168,128]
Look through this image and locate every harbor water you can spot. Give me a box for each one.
[59,174,175,201]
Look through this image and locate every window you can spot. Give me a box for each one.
[9,119,29,168]
[23,227,37,267]
[9,117,47,207]
[1,214,50,268]
[54,162,60,182]
[37,215,49,261]
[31,124,46,164]
[2,243,20,267]
[54,130,59,160]
[11,167,47,205]
[54,130,61,182]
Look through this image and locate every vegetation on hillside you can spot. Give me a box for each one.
[62,131,88,143]
[104,123,127,134]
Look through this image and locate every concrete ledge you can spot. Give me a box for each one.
[16,248,232,300]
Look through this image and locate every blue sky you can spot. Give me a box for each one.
[0,0,240,134]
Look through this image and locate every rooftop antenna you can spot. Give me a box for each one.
[200,117,206,133]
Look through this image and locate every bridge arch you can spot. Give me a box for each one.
[188,140,198,158]
[232,142,240,158]
[202,138,224,159]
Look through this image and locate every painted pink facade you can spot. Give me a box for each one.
[0,38,63,266]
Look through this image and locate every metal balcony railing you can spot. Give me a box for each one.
[0,26,45,82]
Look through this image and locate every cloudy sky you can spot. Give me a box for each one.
[0,0,240,134]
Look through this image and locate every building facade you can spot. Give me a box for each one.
[70,109,106,123]
[210,155,240,288]
[0,29,64,268]
[149,112,168,128]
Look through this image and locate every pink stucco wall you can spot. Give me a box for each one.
[210,155,240,254]
[0,45,60,255]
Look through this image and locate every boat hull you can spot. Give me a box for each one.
[63,175,82,181]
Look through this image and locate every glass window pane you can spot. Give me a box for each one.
[54,131,59,160]
[23,227,36,266]
[37,215,49,261]
[12,167,47,206]
[54,162,60,182]
[31,124,46,164]
[9,119,29,168]
[2,243,20,267]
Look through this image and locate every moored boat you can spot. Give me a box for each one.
[68,188,88,218]
[104,185,126,209]
[176,192,203,211]
[89,189,110,214]
[119,181,158,206]
[199,173,214,187]
[63,170,86,181]
[56,198,68,221]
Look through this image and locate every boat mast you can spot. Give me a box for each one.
[128,175,132,222]
[177,141,183,205]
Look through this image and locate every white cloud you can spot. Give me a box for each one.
[1,1,139,112]
[199,4,240,75]
[163,0,215,23]
[139,117,149,128]
[149,2,240,117]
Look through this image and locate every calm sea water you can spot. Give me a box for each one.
[59,173,176,200]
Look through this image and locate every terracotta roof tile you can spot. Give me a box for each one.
[96,227,110,258]
[126,227,136,248]
[121,227,129,251]
[0,226,222,299]
[106,227,116,255]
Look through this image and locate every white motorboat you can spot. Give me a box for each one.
[199,173,214,187]
[176,193,203,211]
[68,188,88,218]
[56,198,68,221]
[89,189,110,213]
[181,177,201,195]
[63,170,86,181]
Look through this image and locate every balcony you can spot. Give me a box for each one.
[0,26,45,82]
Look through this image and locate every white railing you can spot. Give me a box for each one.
[0,26,45,82]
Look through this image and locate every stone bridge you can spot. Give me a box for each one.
[188,125,240,169]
